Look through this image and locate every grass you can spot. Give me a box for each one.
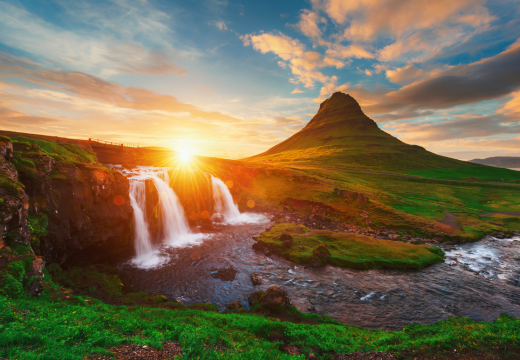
[255,223,445,270]
[407,167,520,183]
[0,272,519,359]
[11,137,98,166]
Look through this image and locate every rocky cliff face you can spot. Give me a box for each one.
[0,137,45,296]
[11,138,134,266]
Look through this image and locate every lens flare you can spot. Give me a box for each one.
[178,149,191,162]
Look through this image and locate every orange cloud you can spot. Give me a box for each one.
[386,64,425,84]
[309,0,494,61]
[241,31,345,88]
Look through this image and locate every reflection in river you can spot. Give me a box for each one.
[117,219,520,330]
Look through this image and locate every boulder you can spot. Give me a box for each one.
[227,301,243,310]
[26,256,45,296]
[260,286,292,309]
[251,273,262,285]
[248,290,265,306]
[311,243,330,266]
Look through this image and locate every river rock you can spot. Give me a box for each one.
[251,273,262,285]
[259,286,292,309]
[311,243,330,266]
[248,290,265,306]
[228,301,243,310]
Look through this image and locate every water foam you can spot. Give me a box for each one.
[210,174,268,224]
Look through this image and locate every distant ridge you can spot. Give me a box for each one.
[246,92,486,173]
[470,156,520,168]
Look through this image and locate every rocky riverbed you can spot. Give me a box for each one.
[117,218,520,330]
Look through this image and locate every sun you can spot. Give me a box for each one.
[178,149,191,162]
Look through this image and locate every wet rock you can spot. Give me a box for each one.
[26,256,45,296]
[311,243,330,266]
[260,286,292,309]
[251,273,263,285]
[227,301,243,310]
[248,290,265,306]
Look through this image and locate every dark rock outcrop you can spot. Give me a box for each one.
[0,141,31,248]
[11,140,134,265]
[0,138,45,296]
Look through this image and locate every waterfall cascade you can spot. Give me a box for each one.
[211,175,240,221]
[112,165,268,268]
[129,181,153,258]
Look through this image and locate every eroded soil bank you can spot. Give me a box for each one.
[117,219,520,330]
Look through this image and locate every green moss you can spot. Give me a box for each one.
[47,264,124,297]
[28,213,48,250]
[11,136,98,166]
[0,168,24,199]
[0,135,11,143]
[256,223,445,270]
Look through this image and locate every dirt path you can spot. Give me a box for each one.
[289,166,520,188]
[438,211,461,228]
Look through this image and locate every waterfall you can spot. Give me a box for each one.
[149,171,191,246]
[124,167,207,268]
[211,175,241,221]
[129,181,153,257]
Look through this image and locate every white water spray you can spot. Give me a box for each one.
[211,175,241,221]
[210,174,268,224]
[129,181,153,256]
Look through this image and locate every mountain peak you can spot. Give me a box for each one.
[307,91,376,131]
[247,92,391,158]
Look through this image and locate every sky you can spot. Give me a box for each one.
[0,0,520,160]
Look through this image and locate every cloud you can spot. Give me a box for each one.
[386,64,425,84]
[0,54,242,125]
[295,9,327,42]
[0,105,60,128]
[278,61,287,69]
[497,91,520,118]
[0,0,187,77]
[388,114,520,143]
[386,39,520,109]
[241,31,344,88]
[309,0,494,61]
[198,86,215,94]
[291,88,304,94]
[209,20,228,31]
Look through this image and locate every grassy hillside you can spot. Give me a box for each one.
[245,92,520,181]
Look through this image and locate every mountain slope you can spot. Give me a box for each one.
[246,92,486,173]
[470,156,520,168]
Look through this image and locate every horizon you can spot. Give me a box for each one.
[1,0,520,160]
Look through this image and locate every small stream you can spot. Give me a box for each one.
[113,165,520,331]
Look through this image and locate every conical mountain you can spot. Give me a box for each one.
[247,92,477,173]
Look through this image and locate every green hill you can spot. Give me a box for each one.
[246,92,511,177]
